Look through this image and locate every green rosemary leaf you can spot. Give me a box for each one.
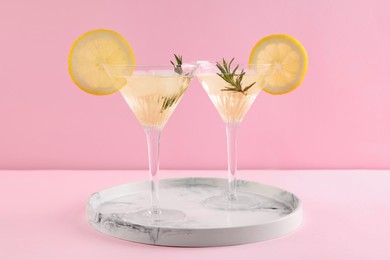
[237,69,245,84]
[216,63,226,74]
[221,88,239,92]
[228,58,234,72]
[232,65,239,77]
[174,54,182,64]
[243,82,256,92]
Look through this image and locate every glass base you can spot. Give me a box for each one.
[126,208,186,226]
[203,192,264,211]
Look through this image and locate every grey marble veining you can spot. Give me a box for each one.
[87,178,302,247]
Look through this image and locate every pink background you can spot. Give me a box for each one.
[1,0,390,169]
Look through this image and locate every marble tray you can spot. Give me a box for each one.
[87,177,302,247]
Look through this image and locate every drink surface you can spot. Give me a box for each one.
[120,72,190,128]
[197,73,262,123]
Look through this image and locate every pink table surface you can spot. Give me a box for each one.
[1,170,389,260]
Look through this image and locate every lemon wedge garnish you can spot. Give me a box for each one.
[68,29,135,95]
[249,34,308,95]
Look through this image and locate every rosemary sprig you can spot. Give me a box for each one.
[216,58,256,94]
[170,54,183,74]
[161,54,187,112]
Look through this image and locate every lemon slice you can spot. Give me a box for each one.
[68,29,135,95]
[249,34,308,95]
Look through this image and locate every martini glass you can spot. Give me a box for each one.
[197,61,269,210]
[106,64,197,225]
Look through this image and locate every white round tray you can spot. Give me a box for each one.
[87,177,302,247]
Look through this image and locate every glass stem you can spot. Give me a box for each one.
[144,126,162,215]
[226,122,240,201]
